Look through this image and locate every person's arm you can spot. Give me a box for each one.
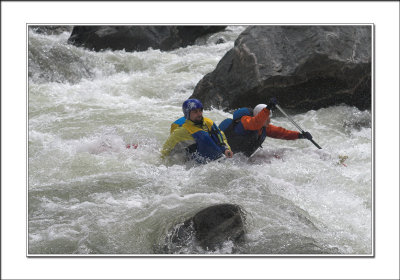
[266,124,300,140]
[209,121,232,153]
[161,128,194,158]
[219,130,233,157]
[161,135,177,159]
[241,108,270,130]
[220,130,231,151]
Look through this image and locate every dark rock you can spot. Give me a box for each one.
[67,26,227,52]
[191,25,372,111]
[216,38,226,44]
[29,25,73,35]
[163,203,246,252]
[176,26,227,47]
[192,203,245,250]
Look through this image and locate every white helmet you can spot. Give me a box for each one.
[253,104,267,117]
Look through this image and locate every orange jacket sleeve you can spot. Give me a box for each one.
[266,124,300,140]
[241,108,270,131]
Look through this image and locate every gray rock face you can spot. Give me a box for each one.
[192,203,245,249]
[163,203,246,252]
[67,26,226,52]
[29,25,73,35]
[191,25,372,111]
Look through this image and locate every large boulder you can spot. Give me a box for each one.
[67,26,226,52]
[191,25,372,111]
[163,203,246,252]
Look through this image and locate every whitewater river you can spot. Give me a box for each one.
[28,26,372,255]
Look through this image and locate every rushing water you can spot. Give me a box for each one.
[28,26,372,255]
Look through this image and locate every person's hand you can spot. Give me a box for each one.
[299,131,312,140]
[224,149,233,158]
[266,97,278,111]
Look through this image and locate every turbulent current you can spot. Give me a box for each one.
[28,26,372,255]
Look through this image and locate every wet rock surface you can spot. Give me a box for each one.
[67,26,226,52]
[191,25,371,112]
[162,203,246,253]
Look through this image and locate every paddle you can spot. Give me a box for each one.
[249,147,262,158]
[275,104,322,149]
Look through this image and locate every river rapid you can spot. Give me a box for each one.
[28,26,372,255]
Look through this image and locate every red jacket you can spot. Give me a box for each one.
[241,108,300,140]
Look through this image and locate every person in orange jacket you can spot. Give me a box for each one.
[218,98,312,157]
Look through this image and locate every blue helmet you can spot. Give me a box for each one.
[182,99,203,119]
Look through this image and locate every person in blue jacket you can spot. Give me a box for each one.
[219,98,312,157]
[161,99,233,163]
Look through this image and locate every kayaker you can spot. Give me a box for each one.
[161,99,233,163]
[218,98,312,157]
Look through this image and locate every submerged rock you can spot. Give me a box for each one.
[191,25,372,111]
[67,26,227,52]
[193,203,246,250]
[162,203,246,253]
